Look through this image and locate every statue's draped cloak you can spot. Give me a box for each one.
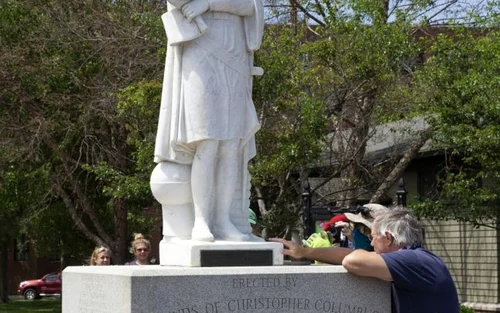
[154,0,264,166]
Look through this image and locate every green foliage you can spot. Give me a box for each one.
[0,0,166,261]
[308,19,421,122]
[253,2,425,233]
[0,162,87,260]
[252,25,329,234]
[118,81,162,173]
[460,305,474,313]
[24,202,94,261]
[412,26,500,228]
[0,164,48,241]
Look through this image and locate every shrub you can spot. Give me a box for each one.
[460,305,474,313]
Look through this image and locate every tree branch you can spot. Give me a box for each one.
[44,135,115,247]
[289,0,325,26]
[371,127,433,203]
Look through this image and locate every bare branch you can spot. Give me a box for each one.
[371,127,434,203]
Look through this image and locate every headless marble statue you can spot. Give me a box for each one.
[151,0,264,242]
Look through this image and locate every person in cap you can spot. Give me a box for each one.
[270,206,459,313]
[304,204,386,253]
[322,214,348,233]
[303,205,388,263]
[311,204,388,251]
[248,209,261,237]
[341,203,389,251]
[319,214,350,248]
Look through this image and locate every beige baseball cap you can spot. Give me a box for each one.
[344,203,389,229]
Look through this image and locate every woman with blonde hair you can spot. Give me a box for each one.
[90,246,111,266]
[125,233,152,265]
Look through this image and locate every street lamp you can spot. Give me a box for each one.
[396,177,407,206]
[302,182,312,238]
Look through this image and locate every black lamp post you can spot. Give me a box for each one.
[302,182,312,238]
[396,177,407,206]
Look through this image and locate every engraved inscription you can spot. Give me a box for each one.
[71,273,388,313]
[226,297,310,311]
[167,299,380,313]
[158,276,383,313]
[231,276,297,290]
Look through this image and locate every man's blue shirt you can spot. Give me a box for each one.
[380,247,459,313]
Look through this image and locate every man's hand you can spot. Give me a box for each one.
[270,237,354,265]
[269,238,308,260]
[181,0,209,22]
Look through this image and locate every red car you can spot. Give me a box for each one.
[17,272,62,300]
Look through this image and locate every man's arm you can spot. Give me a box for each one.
[270,238,393,282]
[342,249,393,281]
[269,238,353,265]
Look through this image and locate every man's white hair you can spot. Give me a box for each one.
[374,206,423,247]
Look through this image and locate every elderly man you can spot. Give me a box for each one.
[271,207,459,313]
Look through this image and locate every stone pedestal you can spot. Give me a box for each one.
[159,240,283,266]
[62,265,391,313]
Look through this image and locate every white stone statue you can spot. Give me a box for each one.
[151,0,264,243]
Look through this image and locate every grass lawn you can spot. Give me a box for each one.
[0,298,61,313]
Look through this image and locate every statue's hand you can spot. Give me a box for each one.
[181,0,209,22]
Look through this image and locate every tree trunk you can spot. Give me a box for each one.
[290,0,297,31]
[113,199,128,265]
[0,241,9,303]
[254,187,267,217]
[337,93,374,207]
[371,128,433,203]
[381,0,389,23]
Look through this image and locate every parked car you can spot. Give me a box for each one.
[17,272,62,300]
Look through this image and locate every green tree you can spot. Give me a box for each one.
[411,23,500,228]
[252,0,473,236]
[0,0,165,263]
[0,162,50,302]
[252,25,328,237]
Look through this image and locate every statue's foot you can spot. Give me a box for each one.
[191,221,214,242]
[213,220,250,241]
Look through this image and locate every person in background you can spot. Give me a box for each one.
[248,209,261,237]
[90,246,111,266]
[125,233,152,265]
[270,207,459,313]
[342,203,389,251]
[306,204,388,251]
[322,213,350,248]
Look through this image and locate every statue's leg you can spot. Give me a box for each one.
[191,139,218,242]
[212,139,249,241]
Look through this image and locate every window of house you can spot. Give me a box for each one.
[418,170,441,200]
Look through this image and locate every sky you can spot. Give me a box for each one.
[264,0,496,25]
